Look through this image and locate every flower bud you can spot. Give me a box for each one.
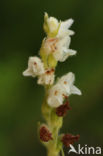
[43,12,60,37]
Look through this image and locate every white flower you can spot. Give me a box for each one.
[38,69,55,85]
[43,36,76,62]
[42,14,76,62]
[44,13,74,38]
[42,38,58,55]
[58,72,81,96]
[47,72,81,107]
[47,84,65,107]
[53,36,76,62]
[23,56,44,77]
[58,18,74,37]
[23,56,55,85]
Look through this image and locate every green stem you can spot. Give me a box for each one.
[41,87,63,156]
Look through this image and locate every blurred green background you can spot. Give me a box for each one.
[0,0,103,156]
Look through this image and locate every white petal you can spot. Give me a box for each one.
[37,68,55,85]
[37,74,54,85]
[68,49,77,55]
[53,50,63,61]
[57,72,75,95]
[59,49,77,62]
[48,96,63,107]
[58,72,75,85]
[47,84,65,107]
[68,30,75,36]
[70,85,82,95]
[58,19,74,37]
[23,56,45,78]
[61,19,74,30]
[23,69,35,77]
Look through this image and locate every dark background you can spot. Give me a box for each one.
[0,0,103,156]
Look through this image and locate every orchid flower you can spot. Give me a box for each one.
[23,13,82,156]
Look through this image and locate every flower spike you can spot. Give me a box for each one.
[23,13,82,156]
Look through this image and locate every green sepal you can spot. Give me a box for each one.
[48,54,57,68]
[50,109,63,130]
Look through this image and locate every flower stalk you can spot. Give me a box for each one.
[23,13,82,156]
